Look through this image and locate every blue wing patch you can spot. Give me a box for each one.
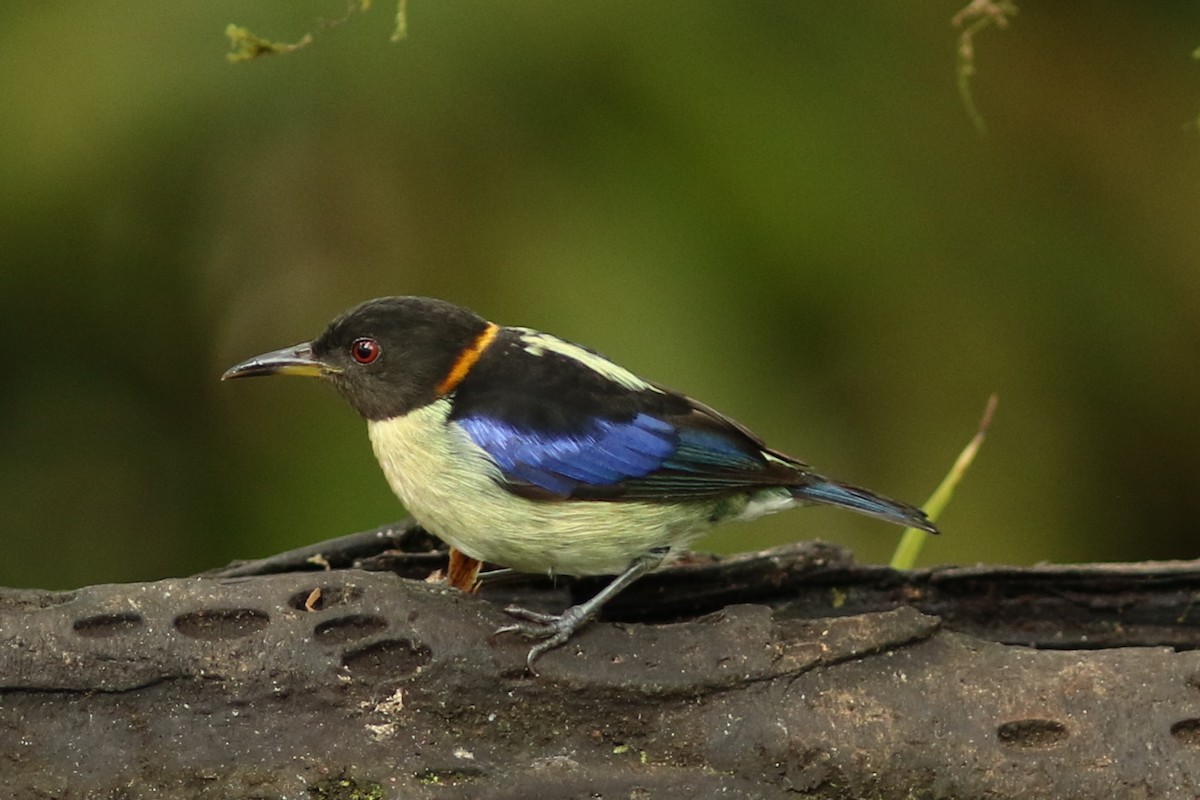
[457,413,678,495]
[457,410,785,499]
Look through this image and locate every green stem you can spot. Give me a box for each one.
[890,393,997,570]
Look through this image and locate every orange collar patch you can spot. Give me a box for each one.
[436,322,499,396]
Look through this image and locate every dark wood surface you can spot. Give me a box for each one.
[3,519,1198,799]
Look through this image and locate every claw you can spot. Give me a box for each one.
[490,552,666,675]
[493,603,594,674]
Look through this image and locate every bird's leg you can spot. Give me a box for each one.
[496,547,669,673]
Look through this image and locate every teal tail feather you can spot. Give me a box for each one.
[791,479,939,534]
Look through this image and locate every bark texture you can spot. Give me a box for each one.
[2,520,1198,799]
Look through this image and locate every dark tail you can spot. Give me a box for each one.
[791,478,939,534]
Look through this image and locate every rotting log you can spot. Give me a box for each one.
[2,519,1199,799]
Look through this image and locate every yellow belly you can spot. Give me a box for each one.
[367,401,729,576]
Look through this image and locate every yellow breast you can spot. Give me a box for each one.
[366,400,723,576]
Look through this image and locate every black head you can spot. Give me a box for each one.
[223,296,490,420]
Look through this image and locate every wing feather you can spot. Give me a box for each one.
[449,328,808,501]
[456,403,804,501]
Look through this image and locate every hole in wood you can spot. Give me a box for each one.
[997,719,1068,749]
[173,608,270,640]
[315,614,389,644]
[342,638,431,679]
[1171,719,1200,746]
[73,612,144,638]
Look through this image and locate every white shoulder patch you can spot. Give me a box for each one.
[513,328,661,393]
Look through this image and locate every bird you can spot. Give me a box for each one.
[223,296,938,671]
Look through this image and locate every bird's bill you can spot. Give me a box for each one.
[221,343,340,381]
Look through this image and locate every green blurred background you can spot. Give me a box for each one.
[2,2,1198,589]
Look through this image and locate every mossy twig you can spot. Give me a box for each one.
[952,0,1019,134]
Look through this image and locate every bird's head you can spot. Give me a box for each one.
[222,296,491,420]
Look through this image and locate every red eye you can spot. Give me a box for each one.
[351,337,381,364]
